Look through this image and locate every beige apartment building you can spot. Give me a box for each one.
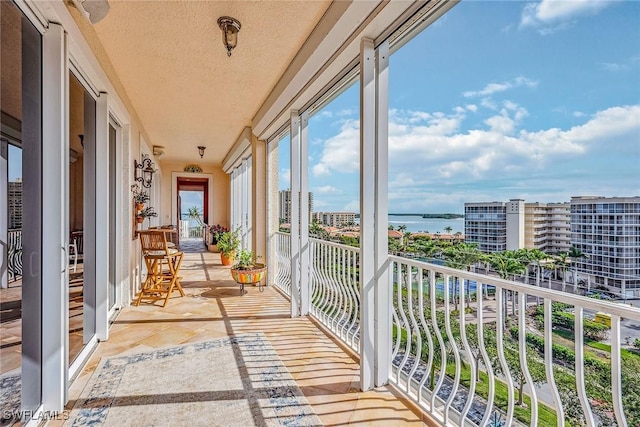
[312,211,357,227]
[524,202,571,254]
[466,199,571,254]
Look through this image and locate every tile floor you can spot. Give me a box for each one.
[50,241,436,426]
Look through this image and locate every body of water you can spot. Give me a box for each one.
[387,215,464,234]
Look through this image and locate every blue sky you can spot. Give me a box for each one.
[279,0,640,214]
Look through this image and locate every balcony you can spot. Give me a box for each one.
[33,244,429,426]
[273,233,640,426]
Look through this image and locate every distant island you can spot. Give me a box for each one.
[355,213,464,219]
[420,213,464,219]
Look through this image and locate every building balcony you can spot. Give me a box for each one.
[271,233,640,426]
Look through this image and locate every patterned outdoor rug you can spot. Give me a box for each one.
[68,333,322,426]
[0,370,20,425]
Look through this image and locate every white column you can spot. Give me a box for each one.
[41,23,68,411]
[359,38,376,391]
[300,111,310,315]
[251,136,267,261]
[374,39,391,387]
[95,93,109,340]
[246,157,252,251]
[359,37,391,391]
[290,111,301,317]
[266,140,279,286]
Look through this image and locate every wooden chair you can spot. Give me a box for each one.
[136,230,185,307]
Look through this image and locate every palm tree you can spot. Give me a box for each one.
[388,224,395,231]
[555,252,570,292]
[527,249,549,288]
[444,226,453,234]
[568,246,588,292]
[187,206,204,226]
[443,243,484,309]
[489,252,526,320]
[398,224,407,233]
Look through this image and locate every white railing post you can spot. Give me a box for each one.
[300,111,310,315]
[290,111,301,317]
[359,37,376,391]
[374,39,390,387]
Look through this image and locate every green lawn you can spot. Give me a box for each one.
[444,362,558,426]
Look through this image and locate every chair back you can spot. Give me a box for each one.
[139,230,169,257]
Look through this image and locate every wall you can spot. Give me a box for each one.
[158,161,230,229]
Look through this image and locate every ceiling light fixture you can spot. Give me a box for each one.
[198,146,206,158]
[73,0,110,24]
[217,16,241,57]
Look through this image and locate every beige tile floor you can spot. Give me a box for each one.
[51,245,436,426]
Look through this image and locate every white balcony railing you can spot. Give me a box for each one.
[274,231,292,296]
[309,238,361,353]
[274,233,640,426]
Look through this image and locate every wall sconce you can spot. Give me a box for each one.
[198,145,206,158]
[217,16,241,57]
[134,155,155,188]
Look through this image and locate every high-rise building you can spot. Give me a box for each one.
[278,189,313,224]
[524,202,571,254]
[8,179,23,229]
[312,212,357,227]
[464,201,509,253]
[570,196,640,296]
[465,198,571,254]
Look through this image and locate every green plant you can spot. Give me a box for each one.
[216,229,240,256]
[133,191,150,204]
[232,249,262,270]
[137,207,157,218]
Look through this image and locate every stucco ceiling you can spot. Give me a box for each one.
[89,0,331,165]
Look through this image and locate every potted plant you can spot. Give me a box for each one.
[208,224,228,252]
[216,229,240,266]
[230,249,267,295]
[133,190,150,211]
[137,206,158,226]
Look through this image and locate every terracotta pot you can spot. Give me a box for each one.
[136,203,144,211]
[220,251,234,266]
[136,216,144,224]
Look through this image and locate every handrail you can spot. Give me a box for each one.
[389,255,640,319]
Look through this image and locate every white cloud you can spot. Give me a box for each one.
[309,104,640,211]
[279,168,290,188]
[520,0,612,35]
[601,62,630,72]
[314,185,341,194]
[311,118,360,176]
[463,76,538,98]
[343,200,359,212]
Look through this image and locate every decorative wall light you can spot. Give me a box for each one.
[217,16,241,57]
[134,155,155,188]
[198,145,206,158]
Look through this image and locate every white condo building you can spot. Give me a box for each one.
[466,199,572,254]
[571,196,640,296]
[278,189,313,224]
[464,200,512,253]
[312,211,357,227]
